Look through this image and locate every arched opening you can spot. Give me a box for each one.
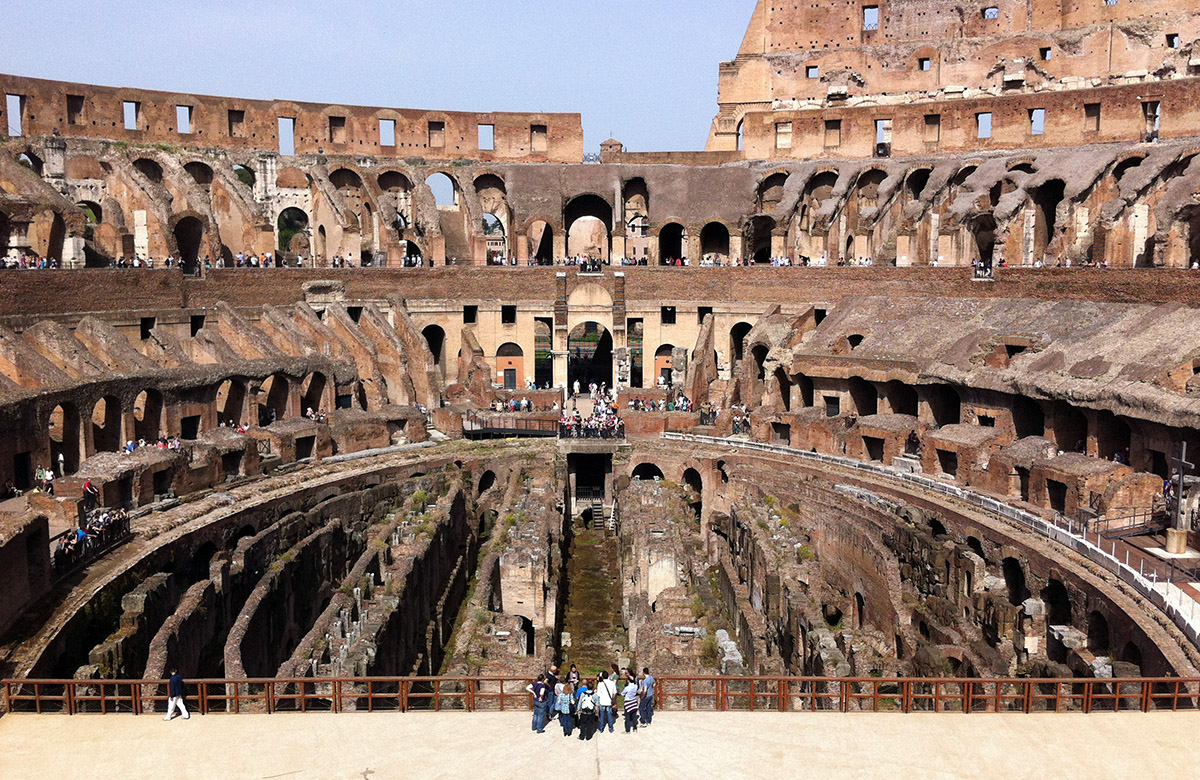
[216,379,246,427]
[422,325,446,370]
[1188,209,1200,270]
[794,373,814,407]
[495,342,524,390]
[1094,410,1131,461]
[1111,157,1144,182]
[173,216,204,267]
[623,178,649,261]
[751,344,769,381]
[404,241,423,264]
[48,403,82,475]
[477,470,497,494]
[257,374,289,426]
[16,152,44,176]
[77,200,102,225]
[301,372,327,415]
[658,222,685,263]
[378,170,412,193]
[882,380,918,417]
[774,367,792,410]
[232,164,256,188]
[1041,579,1071,626]
[133,158,163,183]
[1032,180,1066,257]
[1001,557,1029,607]
[329,168,363,191]
[316,225,327,259]
[1087,610,1110,653]
[653,344,675,387]
[518,616,535,656]
[925,385,961,427]
[184,161,214,187]
[567,321,613,389]
[747,215,776,263]
[730,322,753,364]
[632,463,665,480]
[848,377,878,416]
[277,207,309,256]
[971,214,997,265]
[855,169,888,208]
[854,592,866,629]
[133,389,163,442]
[928,517,949,538]
[528,220,553,264]
[757,172,788,212]
[682,467,703,520]
[482,213,507,262]
[564,194,613,261]
[91,396,122,452]
[1119,641,1142,667]
[426,172,459,207]
[906,168,932,201]
[700,222,730,262]
[1012,396,1045,439]
[966,536,987,563]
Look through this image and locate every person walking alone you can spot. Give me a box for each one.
[164,668,189,721]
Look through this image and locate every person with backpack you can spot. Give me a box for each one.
[555,683,575,737]
[595,670,618,734]
[574,678,597,740]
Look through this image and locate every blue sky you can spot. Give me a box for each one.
[2,0,756,152]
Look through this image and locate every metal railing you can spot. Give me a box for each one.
[462,412,558,436]
[662,432,1200,650]
[4,675,1195,715]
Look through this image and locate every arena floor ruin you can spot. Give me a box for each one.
[5,0,1200,775]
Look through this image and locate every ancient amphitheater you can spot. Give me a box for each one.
[4,2,1200,778]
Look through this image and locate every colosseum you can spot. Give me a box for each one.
[3,1,1200,777]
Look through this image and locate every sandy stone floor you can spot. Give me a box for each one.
[3,710,1200,779]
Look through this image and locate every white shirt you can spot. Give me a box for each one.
[597,678,616,706]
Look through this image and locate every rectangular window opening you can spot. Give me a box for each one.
[428,121,445,148]
[228,109,246,137]
[122,100,140,131]
[463,305,478,324]
[328,115,346,144]
[978,415,996,428]
[1143,101,1161,135]
[875,118,893,144]
[863,6,879,31]
[976,112,993,139]
[1029,108,1046,136]
[824,119,842,147]
[1084,103,1101,133]
[5,94,24,137]
[140,317,156,340]
[1167,33,1180,49]
[775,121,793,150]
[501,305,516,324]
[661,306,676,325]
[806,65,819,79]
[1040,47,1052,61]
[190,315,206,337]
[379,119,396,147]
[698,306,713,324]
[824,395,841,418]
[478,123,495,151]
[66,94,84,126]
[278,116,296,155]
[176,105,193,134]
[530,124,548,153]
[982,6,999,19]
[919,58,931,71]
[924,114,941,143]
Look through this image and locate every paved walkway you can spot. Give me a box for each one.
[3,711,1200,779]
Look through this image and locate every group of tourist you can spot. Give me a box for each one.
[123,436,184,455]
[558,407,626,439]
[626,393,696,413]
[730,404,751,435]
[2,255,59,269]
[527,663,655,738]
[52,507,130,574]
[492,397,542,413]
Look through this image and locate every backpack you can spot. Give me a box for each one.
[578,691,596,713]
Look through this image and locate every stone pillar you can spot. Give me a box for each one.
[517,232,529,264]
[771,233,786,260]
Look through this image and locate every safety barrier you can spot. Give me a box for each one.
[4,675,1195,715]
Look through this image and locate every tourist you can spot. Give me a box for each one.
[163,668,189,721]
[526,674,550,733]
[546,664,559,691]
[638,667,655,726]
[555,682,575,736]
[574,678,597,740]
[620,675,640,732]
[595,670,617,734]
[566,663,581,688]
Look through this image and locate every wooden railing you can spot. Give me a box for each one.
[4,676,1196,715]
